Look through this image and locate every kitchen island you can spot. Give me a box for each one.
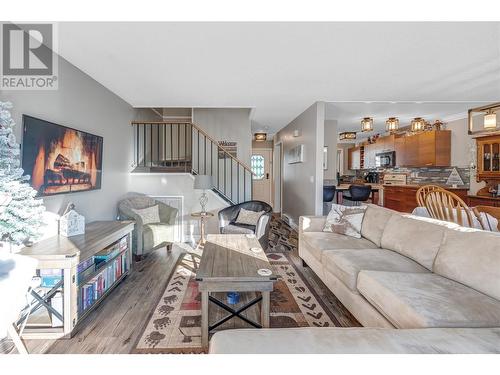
[383,184,469,213]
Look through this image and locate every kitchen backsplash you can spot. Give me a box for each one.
[326,167,471,188]
[383,167,470,187]
[385,167,470,188]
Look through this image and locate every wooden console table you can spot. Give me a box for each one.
[18,221,134,339]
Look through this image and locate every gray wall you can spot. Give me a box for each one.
[323,120,338,181]
[193,108,252,163]
[276,102,325,226]
[1,55,135,221]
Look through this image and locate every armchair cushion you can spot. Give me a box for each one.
[218,200,272,249]
[235,208,265,226]
[222,223,255,235]
[131,205,160,225]
[118,194,178,256]
[143,223,176,251]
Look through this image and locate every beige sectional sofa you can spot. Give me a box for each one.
[299,204,500,330]
[210,204,500,353]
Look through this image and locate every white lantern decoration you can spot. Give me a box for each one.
[59,209,85,237]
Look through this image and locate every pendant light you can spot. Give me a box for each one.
[339,131,357,141]
[411,117,425,132]
[385,117,399,133]
[484,109,497,130]
[361,117,373,132]
[254,132,267,141]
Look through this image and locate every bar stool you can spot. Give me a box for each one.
[342,184,371,206]
[323,186,337,215]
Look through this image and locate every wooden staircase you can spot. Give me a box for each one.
[131,121,253,205]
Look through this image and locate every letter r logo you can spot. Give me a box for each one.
[2,23,53,76]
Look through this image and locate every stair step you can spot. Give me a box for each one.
[150,166,192,173]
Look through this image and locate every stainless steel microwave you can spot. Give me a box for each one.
[376,151,396,168]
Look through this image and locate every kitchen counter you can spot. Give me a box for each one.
[468,194,500,201]
[383,184,470,190]
[383,184,469,213]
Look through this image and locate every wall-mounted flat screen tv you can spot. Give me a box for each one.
[22,115,103,197]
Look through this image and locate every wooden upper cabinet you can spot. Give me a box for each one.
[394,136,406,166]
[380,134,395,152]
[348,146,361,170]
[396,130,451,167]
[418,131,436,166]
[403,135,419,166]
[476,134,500,180]
[364,143,376,169]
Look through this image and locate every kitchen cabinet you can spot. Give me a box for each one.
[403,135,419,166]
[395,130,451,167]
[364,143,377,169]
[394,136,406,167]
[383,185,468,213]
[348,146,361,170]
[476,134,500,181]
[379,134,395,152]
[359,135,395,169]
[467,195,500,207]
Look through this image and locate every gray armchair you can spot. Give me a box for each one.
[218,200,273,250]
[118,195,178,258]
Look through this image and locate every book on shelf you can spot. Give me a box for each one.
[79,252,128,313]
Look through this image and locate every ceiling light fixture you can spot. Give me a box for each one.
[339,131,357,141]
[468,102,500,135]
[484,109,497,130]
[254,132,267,141]
[411,117,425,132]
[386,117,399,133]
[361,117,373,132]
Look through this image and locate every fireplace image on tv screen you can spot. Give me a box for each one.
[22,115,103,196]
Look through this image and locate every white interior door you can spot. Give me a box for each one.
[251,149,273,206]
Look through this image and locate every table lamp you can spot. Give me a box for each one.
[194,175,213,214]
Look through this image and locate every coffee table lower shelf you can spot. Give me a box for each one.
[198,285,273,349]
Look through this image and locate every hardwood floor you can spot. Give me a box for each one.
[21,236,359,354]
[25,245,184,354]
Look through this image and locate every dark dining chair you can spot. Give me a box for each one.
[342,184,372,206]
[323,186,337,203]
[323,185,337,215]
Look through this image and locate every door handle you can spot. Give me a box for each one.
[266,173,269,180]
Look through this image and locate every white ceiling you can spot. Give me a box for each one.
[56,22,500,133]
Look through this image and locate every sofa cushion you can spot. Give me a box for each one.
[433,228,500,301]
[323,204,367,239]
[323,249,429,293]
[209,327,500,354]
[380,214,445,270]
[358,271,500,328]
[361,204,395,247]
[301,232,378,261]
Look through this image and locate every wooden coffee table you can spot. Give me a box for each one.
[195,234,277,348]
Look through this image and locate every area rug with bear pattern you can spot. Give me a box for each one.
[134,247,340,353]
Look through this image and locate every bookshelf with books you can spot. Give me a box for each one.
[77,235,130,318]
[18,221,135,339]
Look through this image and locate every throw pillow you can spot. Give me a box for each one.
[132,205,160,225]
[323,204,367,238]
[235,208,265,226]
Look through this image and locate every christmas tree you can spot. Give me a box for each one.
[0,101,45,246]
